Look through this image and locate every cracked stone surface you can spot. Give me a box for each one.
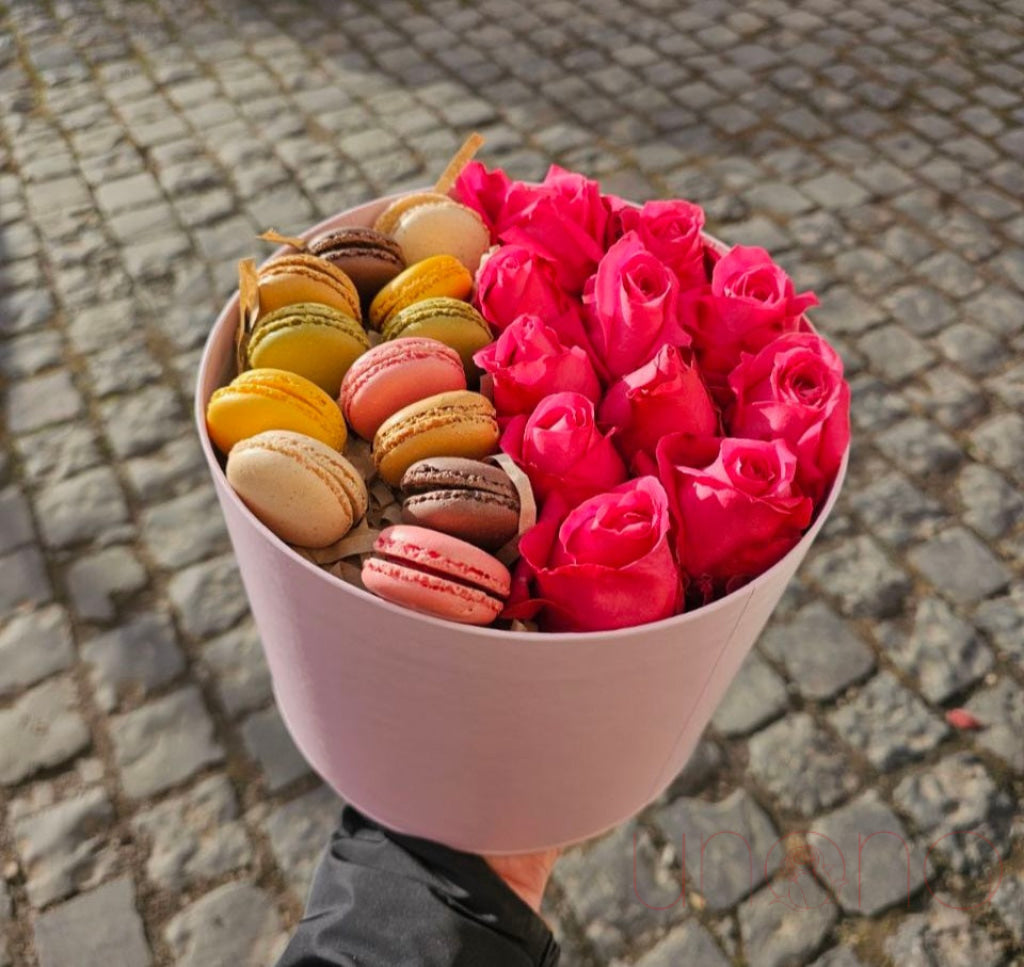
[1,0,1021,962]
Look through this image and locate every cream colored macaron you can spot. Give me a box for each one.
[226,430,368,548]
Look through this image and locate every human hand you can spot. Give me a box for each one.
[482,848,561,912]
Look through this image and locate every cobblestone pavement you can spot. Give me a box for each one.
[0,0,1022,963]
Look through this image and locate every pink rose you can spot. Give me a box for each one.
[598,344,719,467]
[452,160,511,239]
[656,434,813,587]
[508,477,682,632]
[582,231,691,381]
[498,166,610,293]
[474,315,601,420]
[686,246,818,392]
[473,245,581,336]
[501,392,626,506]
[728,332,850,504]
[614,200,708,290]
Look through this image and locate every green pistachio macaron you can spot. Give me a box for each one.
[381,297,492,383]
[246,302,371,397]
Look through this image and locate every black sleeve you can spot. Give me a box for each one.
[274,805,561,967]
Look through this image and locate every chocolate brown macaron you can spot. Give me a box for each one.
[400,457,520,550]
[307,227,406,305]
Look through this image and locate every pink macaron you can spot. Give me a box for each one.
[362,524,511,626]
[339,337,467,441]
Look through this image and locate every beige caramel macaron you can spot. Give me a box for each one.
[372,390,499,487]
[226,430,368,548]
[257,253,362,322]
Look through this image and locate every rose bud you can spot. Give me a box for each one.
[656,434,813,588]
[498,166,610,294]
[614,199,708,291]
[474,315,601,420]
[473,245,581,336]
[452,159,512,239]
[582,231,691,381]
[501,391,626,507]
[599,344,719,468]
[686,246,818,393]
[728,332,850,504]
[510,476,682,632]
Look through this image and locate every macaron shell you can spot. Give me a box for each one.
[308,228,406,302]
[400,456,519,501]
[381,297,492,380]
[206,368,347,454]
[368,255,473,331]
[339,338,466,441]
[227,431,367,548]
[372,390,499,486]
[372,192,451,237]
[393,201,491,275]
[401,491,519,550]
[247,304,370,396]
[258,255,361,321]
[362,557,503,625]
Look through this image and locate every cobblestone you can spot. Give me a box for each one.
[81,612,185,711]
[883,902,1006,967]
[805,535,912,619]
[737,880,837,967]
[109,686,224,799]
[710,653,789,737]
[167,553,249,639]
[633,921,730,967]
[13,786,117,908]
[262,785,343,900]
[0,677,90,785]
[830,673,948,771]
[33,466,131,549]
[0,605,74,698]
[241,706,311,792]
[908,527,1011,605]
[133,775,251,892]
[65,545,148,622]
[963,677,1024,772]
[654,789,780,911]
[33,877,151,967]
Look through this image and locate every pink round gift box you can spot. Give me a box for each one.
[195,193,848,854]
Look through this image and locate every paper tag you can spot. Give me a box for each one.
[235,258,260,375]
[259,228,307,250]
[488,452,537,566]
[434,131,485,196]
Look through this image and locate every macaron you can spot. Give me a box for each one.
[362,524,511,626]
[400,457,520,550]
[381,297,493,382]
[257,253,362,322]
[206,368,347,455]
[375,192,491,275]
[368,254,473,331]
[339,337,467,441]
[247,302,370,396]
[372,390,499,487]
[226,430,368,548]
[307,227,406,304]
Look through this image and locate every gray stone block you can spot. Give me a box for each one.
[748,714,859,817]
[884,903,1005,967]
[975,586,1024,664]
[139,486,227,570]
[554,819,686,962]
[15,423,102,487]
[0,677,89,784]
[133,775,251,892]
[13,787,117,907]
[805,535,912,619]
[737,880,837,967]
[633,921,730,967]
[263,785,343,900]
[66,545,148,622]
[964,677,1024,772]
[653,789,780,911]
[82,612,186,711]
[241,706,311,792]
[168,554,249,640]
[164,882,286,967]
[758,601,875,700]
[33,877,151,967]
[109,686,224,799]
[0,604,75,698]
[710,653,788,737]
[5,370,83,434]
[34,466,131,549]
[908,527,1011,604]
[98,386,184,460]
[0,486,34,555]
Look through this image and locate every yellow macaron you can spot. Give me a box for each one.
[368,254,473,331]
[381,297,493,382]
[206,368,348,455]
[257,253,362,322]
[372,390,499,487]
[246,302,371,397]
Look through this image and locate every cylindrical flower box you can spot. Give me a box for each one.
[195,194,848,854]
